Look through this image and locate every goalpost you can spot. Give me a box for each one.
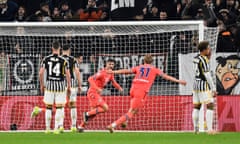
[0,21,218,131]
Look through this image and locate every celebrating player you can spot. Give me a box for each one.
[31,41,71,134]
[78,59,123,131]
[106,54,187,133]
[61,44,81,132]
[192,41,217,134]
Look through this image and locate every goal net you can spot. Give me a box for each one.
[0,21,218,131]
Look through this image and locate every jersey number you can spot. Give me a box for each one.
[48,62,61,76]
[139,67,150,78]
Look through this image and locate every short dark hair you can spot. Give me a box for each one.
[52,41,60,50]
[106,58,115,63]
[62,44,70,51]
[198,41,209,52]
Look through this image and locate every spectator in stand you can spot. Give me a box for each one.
[176,0,185,19]
[21,0,41,18]
[181,0,217,26]
[218,8,236,26]
[216,9,237,52]
[0,0,18,21]
[99,8,109,21]
[27,1,52,21]
[154,0,178,20]
[38,1,52,21]
[51,7,60,21]
[181,0,202,20]
[54,0,82,14]
[195,8,204,20]
[201,0,218,27]
[143,4,159,20]
[97,0,110,9]
[80,0,102,21]
[159,9,168,20]
[216,0,239,16]
[59,1,73,21]
[15,5,26,21]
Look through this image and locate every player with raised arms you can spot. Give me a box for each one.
[106,54,187,133]
[78,58,123,131]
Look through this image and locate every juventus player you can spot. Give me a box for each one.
[192,41,217,134]
[31,41,71,134]
[62,44,81,132]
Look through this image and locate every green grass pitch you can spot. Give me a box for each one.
[0,131,239,144]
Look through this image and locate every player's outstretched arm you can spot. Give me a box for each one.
[161,73,187,86]
[108,69,133,74]
[112,79,123,92]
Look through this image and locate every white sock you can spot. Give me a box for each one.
[60,108,65,128]
[111,122,116,128]
[192,109,199,130]
[45,109,52,130]
[55,108,62,129]
[206,109,213,131]
[71,108,77,127]
[199,105,205,132]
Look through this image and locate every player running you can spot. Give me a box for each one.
[78,59,123,132]
[106,54,187,133]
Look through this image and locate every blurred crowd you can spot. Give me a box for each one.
[0,0,240,52]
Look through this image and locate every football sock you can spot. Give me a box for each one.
[55,107,63,129]
[45,108,52,130]
[114,112,133,127]
[206,109,213,131]
[59,108,64,127]
[192,108,199,130]
[71,107,77,127]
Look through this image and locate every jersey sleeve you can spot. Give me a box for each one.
[73,59,78,69]
[131,66,138,74]
[110,73,115,81]
[155,67,163,76]
[64,59,70,70]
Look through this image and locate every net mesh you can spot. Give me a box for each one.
[0,22,218,131]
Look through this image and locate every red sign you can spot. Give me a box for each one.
[217,96,240,131]
[0,95,239,131]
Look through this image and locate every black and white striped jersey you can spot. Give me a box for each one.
[41,54,69,92]
[193,54,210,91]
[62,55,79,88]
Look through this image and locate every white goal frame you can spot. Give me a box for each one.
[0,21,217,132]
